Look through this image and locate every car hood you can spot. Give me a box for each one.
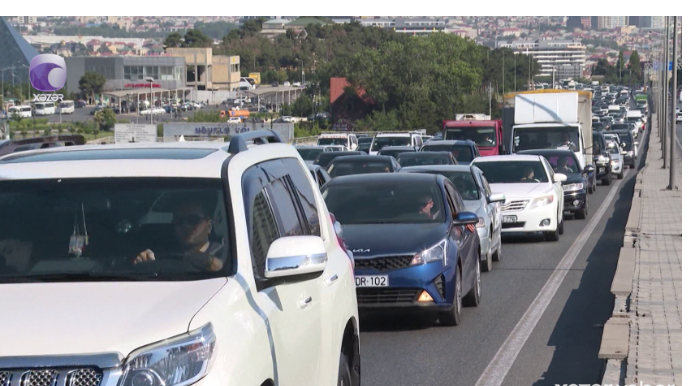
[462,200,484,215]
[0,278,227,357]
[562,173,586,185]
[488,183,553,199]
[342,223,448,257]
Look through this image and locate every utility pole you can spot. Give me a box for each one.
[502,50,505,96]
[662,17,669,168]
[668,16,678,190]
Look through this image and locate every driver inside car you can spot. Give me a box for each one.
[134,201,226,272]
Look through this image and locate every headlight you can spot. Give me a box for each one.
[120,323,217,386]
[530,195,554,209]
[410,239,446,266]
[563,183,584,192]
[597,156,610,164]
[611,159,621,164]
[476,217,486,228]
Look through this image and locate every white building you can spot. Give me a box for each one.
[499,39,587,80]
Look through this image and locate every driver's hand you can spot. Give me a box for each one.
[134,249,155,264]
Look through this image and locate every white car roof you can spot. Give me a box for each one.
[471,154,542,163]
[0,141,301,180]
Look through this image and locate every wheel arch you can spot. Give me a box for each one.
[260,379,274,386]
[340,316,361,386]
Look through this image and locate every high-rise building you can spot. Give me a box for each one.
[581,17,592,29]
[628,16,641,27]
[567,16,583,29]
[597,16,629,30]
[498,39,587,80]
[0,17,39,79]
[651,16,665,29]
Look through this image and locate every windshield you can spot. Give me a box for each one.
[513,127,580,152]
[626,117,642,123]
[371,136,411,151]
[542,154,581,173]
[297,148,324,161]
[474,161,548,183]
[422,145,474,162]
[414,171,479,200]
[592,123,604,131]
[613,132,633,147]
[60,101,74,108]
[399,154,452,167]
[328,161,392,177]
[593,134,606,155]
[34,104,45,109]
[611,124,634,131]
[317,138,348,146]
[606,141,620,154]
[445,126,496,146]
[0,178,231,283]
[323,182,446,224]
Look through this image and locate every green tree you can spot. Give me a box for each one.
[163,32,183,48]
[78,72,106,103]
[94,109,117,131]
[183,29,213,48]
[628,50,641,85]
[291,95,313,117]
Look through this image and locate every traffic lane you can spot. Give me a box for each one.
[359,168,623,386]
[500,123,649,386]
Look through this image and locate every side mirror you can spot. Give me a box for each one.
[264,236,327,279]
[488,193,506,203]
[554,173,567,183]
[454,211,479,225]
[634,142,639,146]
[584,165,595,173]
[620,143,627,148]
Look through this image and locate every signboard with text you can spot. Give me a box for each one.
[163,122,294,143]
[114,124,158,144]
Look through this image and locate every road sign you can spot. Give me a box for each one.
[669,61,673,70]
[114,124,157,144]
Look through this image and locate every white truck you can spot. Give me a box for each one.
[502,90,593,170]
[317,133,359,151]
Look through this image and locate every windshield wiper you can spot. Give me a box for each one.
[1,272,159,283]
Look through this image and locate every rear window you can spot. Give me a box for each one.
[296,148,324,161]
[327,161,392,177]
[399,154,452,167]
[422,145,474,162]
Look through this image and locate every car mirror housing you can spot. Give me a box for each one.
[454,211,479,225]
[553,173,568,183]
[488,193,506,203]
[264,236,327,279]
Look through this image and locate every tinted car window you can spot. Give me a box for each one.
[544,154,581,173]
[399,154,453,167]
[371,137,411,151]
[422,145,474,162]
[284,158,320,237]
[323,182,446,224]
[328,161,393,177]
[250,191,280,279]
[266,176,304,236]
[426,171,479,201]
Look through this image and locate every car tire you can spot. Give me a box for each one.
[618,171,624,180]
[603,172,612,186]
[480,242,492,272]
[588,181,594,194]
[462,258,481,307]
[631,158,636,169]
[575,206,586,219]
[338,352,352,386]
[439,265,462,327]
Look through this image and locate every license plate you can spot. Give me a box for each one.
[355,275,389,287]
[598,167,603,173]
[502,215,517,223]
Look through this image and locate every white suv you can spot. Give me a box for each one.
[369,132,423,155]
[0,131,360,386]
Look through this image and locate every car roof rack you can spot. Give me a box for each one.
[228,130,283,154]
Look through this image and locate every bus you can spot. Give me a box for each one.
[59,100,75,114]
[33,102,56,116]
[8,105,32,118]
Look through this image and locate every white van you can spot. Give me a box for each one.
[33,102,56,116]
[59,100,75,114]
[316,133,358,151]
[8,105,32,118]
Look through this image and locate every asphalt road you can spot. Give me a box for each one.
[359,128,651,386]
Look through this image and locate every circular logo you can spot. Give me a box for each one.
[29,54,67,92]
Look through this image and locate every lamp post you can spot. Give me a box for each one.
[146,77,154,125]
[296,58,304,86]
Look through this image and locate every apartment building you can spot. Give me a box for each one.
[499,39,587,80]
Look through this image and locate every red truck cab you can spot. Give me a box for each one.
[442,114,504,156]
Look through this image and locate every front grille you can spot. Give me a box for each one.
[501,200,529,211]
[357,288,419,304]
[355,255,414,271]
[502,222,526,229]
[434,274,445,300]
[0,368,102,386]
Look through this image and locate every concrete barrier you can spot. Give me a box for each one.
[610,247,636,296]
[625,195,641,233]
[598,317,631,360]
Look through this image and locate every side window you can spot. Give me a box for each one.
[250,190,280,279]
[481,175,492,197]
[543,159,555,182]
[283,158,321,236]
[445,182,465,213]
[266,176,305,237]
[317,170,326,187]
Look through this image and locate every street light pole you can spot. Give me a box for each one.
[662,17,669,168]
[146,77,154,125]
[668,16,678,190]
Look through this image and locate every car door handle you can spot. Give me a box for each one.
[325,273,339,286]
[299,296,313,308]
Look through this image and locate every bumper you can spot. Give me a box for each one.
[500,203,558,234]
[563,191,587,212]
[610,161,623,174]
[595,163,611,178]
[355,260,456,311]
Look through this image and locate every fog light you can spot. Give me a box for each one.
[540,219,551,227]
[573,200,580,206]
[418,291,434,302]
